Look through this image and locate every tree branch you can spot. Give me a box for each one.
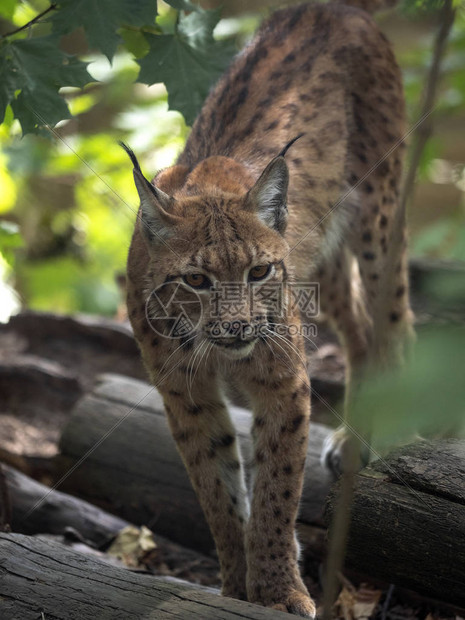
[322,438,361,620]
[400,0,456,213]
[0,4,57,41]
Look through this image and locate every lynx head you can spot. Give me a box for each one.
[122,140,299,359]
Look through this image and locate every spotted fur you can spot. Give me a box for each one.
[126,1,413,616]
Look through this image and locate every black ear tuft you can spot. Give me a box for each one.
[119,141,142,173]
[119,141,159,198]
[278,133,305,158]
[119,141,177,246]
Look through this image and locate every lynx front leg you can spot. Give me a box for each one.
[160,376,249,600]
[242,351,315,618]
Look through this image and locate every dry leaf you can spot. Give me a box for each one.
[352,600,380,620]
[353,584,382,619]
[335,586,356,620]
[107,525,157,567]
[335,581,382,620]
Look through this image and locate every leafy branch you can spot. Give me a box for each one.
[0,0,234,135]
[0,3,57,40]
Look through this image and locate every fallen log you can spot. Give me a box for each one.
[0,355,83,469]
[326,439,465,607]
[3,464,129,546]
[0,532,287,620]
[57,373,334,553]
[0,311,146,391]
[3,464,225,588]
[0,310,346,419]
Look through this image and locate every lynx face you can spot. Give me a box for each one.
[126,144,292,359]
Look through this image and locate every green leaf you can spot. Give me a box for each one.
[51,0,158,61]
[120,27,151,59]
[11,89,70,135]
[0,50,18,124]
[0,35,92,134]
[137,10,234,125]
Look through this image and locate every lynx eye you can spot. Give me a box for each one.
[183,273,211,289]
[248,264,272,281]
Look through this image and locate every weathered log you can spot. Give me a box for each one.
[0,311,146,390]
[3,464,130,546]
[5,310,138,357]
[57,373,334,553]
[326,439,465,607]
[0,355,83,466]
[0,532,287,619]
[1,464,227,587]
[0,310,346,416]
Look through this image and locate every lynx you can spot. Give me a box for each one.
[124,0,413,615]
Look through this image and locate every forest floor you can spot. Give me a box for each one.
[1,292,464,619]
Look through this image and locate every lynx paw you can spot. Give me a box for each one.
[269,590,316,618]
[321,426,350,476]
[321,426,369,477]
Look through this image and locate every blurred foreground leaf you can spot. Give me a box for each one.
[352,326,465,451]
[0,1,233,132]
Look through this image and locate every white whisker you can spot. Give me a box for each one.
[264,328,308,373]
[267,328,307,368]
[268,322,319,351]
[187,339,208,403]
[159,333,198,376]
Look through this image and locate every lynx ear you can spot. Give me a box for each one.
[245,156,289,234]
[120,142,179,245]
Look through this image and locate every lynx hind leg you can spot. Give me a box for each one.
[335,0,415,363]
[316,247,373,475]
[343,19,415,366]
[319,30,415,473]
[351,191,415,369]
[348,170,415,448]
[321,182,415,475]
